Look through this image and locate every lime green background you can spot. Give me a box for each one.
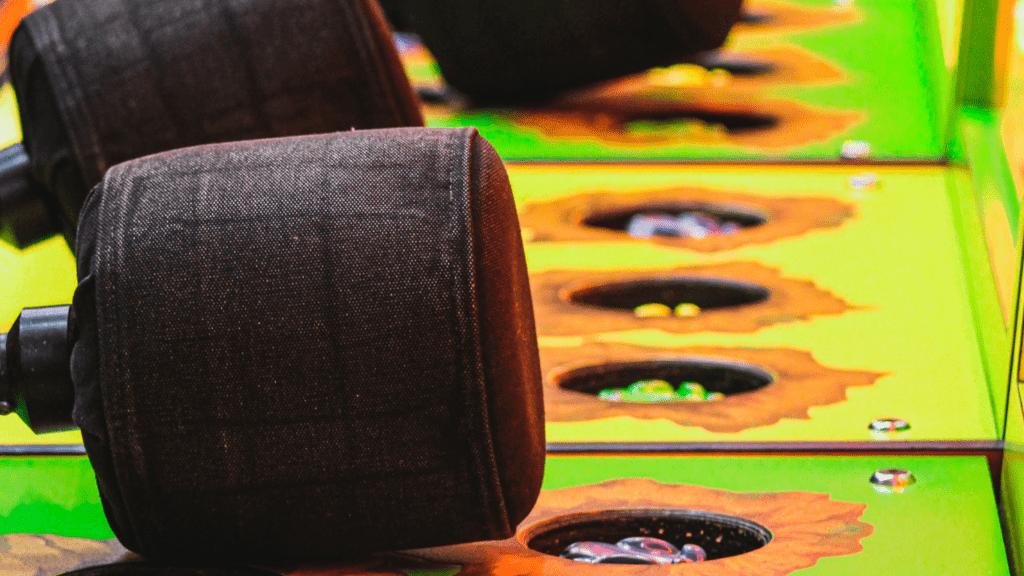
[0,0,1004,444]
[4,163,998,444]
[0,456,112,539]
[936,0,964,67]
[949,107,1024,435]
[541,455,1007,576]
[0,84,83,446]
[1002,382,1024,576]
[955,0,1006,108]
[946,165,1016,434]
[0,455,1007,576]
[511,164,997,442]
[422,0,945,161]
[947,0,1024,439]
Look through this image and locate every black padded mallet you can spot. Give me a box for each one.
[0,127,544,563]
[389,0,745,104]
[0,0,423,252]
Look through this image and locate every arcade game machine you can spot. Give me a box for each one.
[2,0,1023,574]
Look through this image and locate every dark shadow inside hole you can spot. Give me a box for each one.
[60,563,282,576]
[545,93,782,134]
[581,203,766,235]
[416,85,471,107]
[526,509,772,561]
[557,359,773,398]
[694,53,776,77]
[568,278,770,312]
[738,10,774,24]
[624,110,778,132]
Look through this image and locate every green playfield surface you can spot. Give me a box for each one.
[411,0,948,161]
[514,164,996,444]
[538,454,1007,576]
[0,84,83,447]
[1002,383,1024,576]
[0,454,1007,576]
[0,163,1000,447]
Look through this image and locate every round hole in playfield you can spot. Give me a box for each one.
[738,9,773,24]
[622,110,778,135]
[524,509,772,561]
[555,359,773,400]
[567,278,770,313]
[694,53,775,77]
[60,563,282,576]
[415,85,467,106]
[581,203,767,236]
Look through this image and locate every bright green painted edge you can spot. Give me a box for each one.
[427,0,943,161]
[947,163,1013,434]
[955,0,1002,107]
[955,106,1023,434]
[0,456,113,539]
[0,455,1009,576]
[958,108,1020,236]
[917,0,955,148]
[1002,200,1024,570]
[934,0,967,159]
[1003,386,1024,574]
[544,455,1009,576]
[935,0,965,56]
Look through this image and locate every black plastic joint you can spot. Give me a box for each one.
[0,305,76,433]
[0,143,57,250]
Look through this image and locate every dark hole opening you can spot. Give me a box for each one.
[738,10,774,24]
[526,509,772,561]
[568,278,770,312]
[629,111,777,132]
[555,96,781,135]
[556,359,773,399]
[416,85,470,107]
[60,564,282,576]
[581,203,766,236]
[694,53,776,77]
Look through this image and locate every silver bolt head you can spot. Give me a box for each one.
[848,172,880,190]
[841,140,871,159]
[868,417,910,433]
[870,468,916,493]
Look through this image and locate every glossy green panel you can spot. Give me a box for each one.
[0,456,112,539]
[415,0,945,161]
[0,85,83,447]
[1003,383,1024,573]
[936,0,965,64]
[951,110,1022,433]
[540,455,1007,575]
[0,454,1005,575]
[956,0,1005,107]
[0,455,1007,569]
[514,165,996,443]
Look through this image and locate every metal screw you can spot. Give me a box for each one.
[870,469,916,493]
[868,418,910,433]
[848,172,879,191]
[841,140,871,159]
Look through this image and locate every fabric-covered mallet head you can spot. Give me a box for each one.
[0,0,423,252]
[0,127,544,563]
[403,0,745,104]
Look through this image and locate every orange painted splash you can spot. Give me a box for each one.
[0,0,30,65]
